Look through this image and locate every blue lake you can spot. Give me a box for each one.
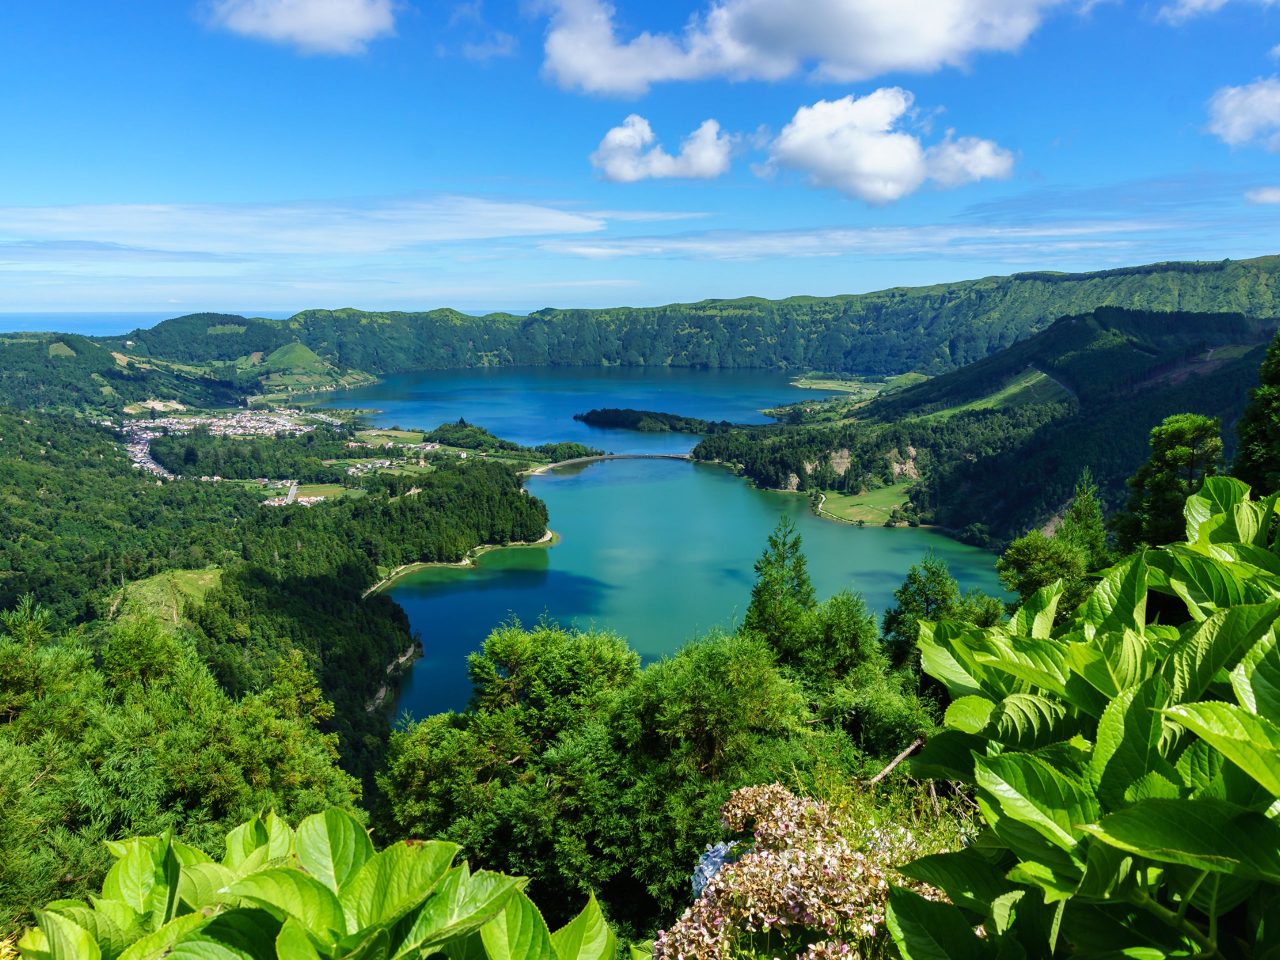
[319,366,1005,720]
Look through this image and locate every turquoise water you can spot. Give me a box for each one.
[319,366,815,455]
[391,457,1004,719]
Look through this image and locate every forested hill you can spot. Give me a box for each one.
[108,255,1280,377]
[693,306,1275,543]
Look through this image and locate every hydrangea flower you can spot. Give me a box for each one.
[654,784,942,960]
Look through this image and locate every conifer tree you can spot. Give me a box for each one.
[1234,331,1280,496]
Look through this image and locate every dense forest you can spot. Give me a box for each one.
[150,424,356,481]
[0,407,548,785]
[693,307,1274,543]
[105,256,1280,380]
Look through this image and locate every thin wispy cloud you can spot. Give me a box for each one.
[0,197,608,256]
[541,220,1179,262]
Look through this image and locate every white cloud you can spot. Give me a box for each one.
[591,115,733,182]
[542,0,1064,96]
[0,197,606,255]
[542,219,1161,261]
[766,91,1012,203]
[1246,186,1280,203]
[1208,77,1280,148]
[1158,0,1277,21]
[206,0,396,54]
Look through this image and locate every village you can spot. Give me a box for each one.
[114,408,465,504]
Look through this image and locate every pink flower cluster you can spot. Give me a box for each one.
[653,784,930,960]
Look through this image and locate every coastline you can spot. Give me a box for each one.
[362,528,558,597]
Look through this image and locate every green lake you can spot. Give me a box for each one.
[328,367,1007,720]
[390,457,1005,719]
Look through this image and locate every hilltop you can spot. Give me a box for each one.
[105,254,1280,379]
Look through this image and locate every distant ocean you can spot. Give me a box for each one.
[0,311,297,336]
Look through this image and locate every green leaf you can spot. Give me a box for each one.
[1148,549,1271,621]
[1161,602,1280,703]
[1065,630,1151,702]
[1164,701,1280,797]
[944,696,995,734]
[1090,678,1174,807]
[973,635,1070,699]
[1010,581,1064,639]
[897,848,1014,915]
[178,863,237,912]
[479,890,556,960]
[45,903,129,960]
[117,915,209,960]
[295,809,373,895]
[1082,554,1147,641]
[222,820,270,872]
[168,909,281,960]
[396,867,521,956]
[1232,629,1280,718]
[918,621,984,699]
[37,911,101,960]
[911,730,984,782]
[340,840,458,933]
[1084,798,1280,881]
[975,754,1099,853]
[264,813,295,862]
[984,694,1078,751]
[275,919,322,960]
[550,893,615,960]
[885,887,987,960]
[627,946,653,960]
[1185,476,1252,544]
[227,869,345,943]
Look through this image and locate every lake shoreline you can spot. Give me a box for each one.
[363,528,558,597]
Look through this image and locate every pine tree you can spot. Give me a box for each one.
[1234,332,1280,496]
[743,516,816,660]
[1112,413,1222,550]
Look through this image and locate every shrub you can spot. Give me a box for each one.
[16,808,617,960]
[888,477,1280,959]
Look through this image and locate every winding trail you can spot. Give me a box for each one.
[523,452,692,476]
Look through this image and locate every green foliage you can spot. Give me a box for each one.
[743,517,817,655]
[16,807,617,960]
[0,333,240,412]
[572,409,729,434]
[889,478,1280,959]
[0,602,359,931]
[1113,413,1224,550]
[882,552,1003,671]
[1234,329,1280,496]
[150,426,355,483]
[378,622,831,936]
[424,419,601,461]
[997,470,1113,619]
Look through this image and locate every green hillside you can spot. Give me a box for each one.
[105,255,1280,378]
[694,307,1277,543]
[0,332,242,412]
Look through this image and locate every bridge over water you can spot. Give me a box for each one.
[524,452,693,475]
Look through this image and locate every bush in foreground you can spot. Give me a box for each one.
[17,807,619,959]
[889,477,1280,958]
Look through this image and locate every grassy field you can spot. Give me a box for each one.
[296,483,357,499]
[818,482,912,524]
[919,369,1072,421]
[115,568,222,624]
[357,428,426,445]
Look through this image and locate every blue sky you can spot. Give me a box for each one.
[2,0,1280,313]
